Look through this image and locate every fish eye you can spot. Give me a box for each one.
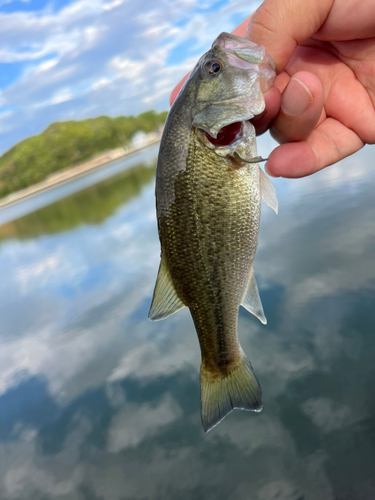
[205,59,222,75]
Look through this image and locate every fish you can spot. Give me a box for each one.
[149,32,277,432]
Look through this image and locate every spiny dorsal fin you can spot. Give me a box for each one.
[148,255,185,321]
[241,267,267,325]
[260,167,278,214]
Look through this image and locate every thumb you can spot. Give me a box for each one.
[246,0,333,72]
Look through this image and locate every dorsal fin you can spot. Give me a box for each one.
[148,255,185,321]
[241,267,267,324]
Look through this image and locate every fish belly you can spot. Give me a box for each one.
[160,132,260,365]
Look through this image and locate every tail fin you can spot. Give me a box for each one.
[200,351,262,432]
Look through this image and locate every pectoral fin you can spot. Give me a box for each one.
[241,267,267,325]
[148,255,185,321]
[260,167,278,214]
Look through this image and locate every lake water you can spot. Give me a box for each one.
[0,138,374,500]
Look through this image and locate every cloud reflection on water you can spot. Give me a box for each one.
[0,143,375,498]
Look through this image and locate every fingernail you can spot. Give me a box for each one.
[281,78,313,117]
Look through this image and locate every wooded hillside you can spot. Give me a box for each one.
[0,110,167,198]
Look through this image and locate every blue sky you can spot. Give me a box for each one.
[0,0,261,155]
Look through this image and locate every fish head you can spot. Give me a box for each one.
[191,32,276,157]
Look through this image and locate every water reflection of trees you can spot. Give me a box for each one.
[0,162,156,241]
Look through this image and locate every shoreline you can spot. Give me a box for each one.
[0,135,161,210]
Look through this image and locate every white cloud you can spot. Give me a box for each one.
[0,0,263,153]
[0,0,29,6]
[103,0,126,11]
[107,394,182,451]
[35,58,59,72]
[49,87,74,105]
[257,481,302,500]
[4,464,82,498]
[14,249,86,294]
[142,23,180,38]
[302,397,367,433]
[91,77,112,90]
[109,337,198,383]
[0,109,13,119]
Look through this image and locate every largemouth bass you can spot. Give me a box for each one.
[149,32,277,432]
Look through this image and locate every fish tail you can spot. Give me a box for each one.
[200,350,262,432]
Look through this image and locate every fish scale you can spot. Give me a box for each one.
[149,32,277,432]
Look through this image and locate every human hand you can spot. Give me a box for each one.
[170,1,375,178]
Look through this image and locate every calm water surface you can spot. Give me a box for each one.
[0,138,375,500]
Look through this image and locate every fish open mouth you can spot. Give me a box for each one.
[200,119,268,164]
[204,121,243,147]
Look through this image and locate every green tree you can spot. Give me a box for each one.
[0,110,167,198]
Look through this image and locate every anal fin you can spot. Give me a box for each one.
[148,255,185,321]
[241,267,267,325]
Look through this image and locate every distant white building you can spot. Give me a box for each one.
[131,131,148,149]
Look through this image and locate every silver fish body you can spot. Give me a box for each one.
[149,33,277,432]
